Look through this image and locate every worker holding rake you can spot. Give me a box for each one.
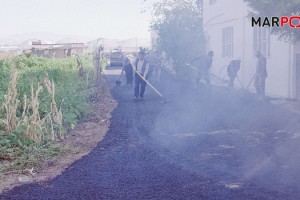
[133,49,150,101]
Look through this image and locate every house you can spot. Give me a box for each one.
[203,0,300,99]
[31,41,84,58]
[85,37,151,55]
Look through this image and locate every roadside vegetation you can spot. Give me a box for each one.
[0,55,106,176]
[150,0,205,78]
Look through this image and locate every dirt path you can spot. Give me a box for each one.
[1,68,300,199]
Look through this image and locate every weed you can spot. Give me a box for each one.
[0,55,96,175]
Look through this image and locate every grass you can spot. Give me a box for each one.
[0,54,108,175]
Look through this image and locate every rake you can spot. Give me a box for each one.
[135,71,171,104]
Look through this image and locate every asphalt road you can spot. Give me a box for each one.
[1,67,300,200]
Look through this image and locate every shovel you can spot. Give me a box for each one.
[115,68,124,86]
[135,71,171,104]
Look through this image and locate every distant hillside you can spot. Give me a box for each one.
[86,37,151,53]
[0,32,94,45]
[0,33,151,53]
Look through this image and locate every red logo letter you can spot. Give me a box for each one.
[289,16,300,28]
[280,16,289,27]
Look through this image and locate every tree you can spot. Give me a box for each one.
[244,0,300,42]
[150,0,205,77]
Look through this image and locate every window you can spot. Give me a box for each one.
[222,26,233,58]
[253,28,270,57]
[209,0,217,5]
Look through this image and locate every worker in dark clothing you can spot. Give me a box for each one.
[189,51,214,93]
[254,51,267,100]
[196,51,214,89]
[122,54,133,86]
[133,49,150,101]
[227,59,241,88]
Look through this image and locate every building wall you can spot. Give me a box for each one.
[293,42,300,99]
[203,0,296,98]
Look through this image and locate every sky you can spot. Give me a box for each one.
[0,0,153,41]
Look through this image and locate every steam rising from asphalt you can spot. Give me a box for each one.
[146,70,300,193]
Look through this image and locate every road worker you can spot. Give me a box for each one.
[133,49,150,101]
[254,51,267,100]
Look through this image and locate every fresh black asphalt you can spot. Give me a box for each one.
[1,67,300,200]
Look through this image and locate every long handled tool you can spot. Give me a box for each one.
[186,63,198,71]
[245,73,256,90]
[135,71,171,104]
[210,73,229,85]
[236,75,245,89]
[115,68,124,86]
[239,73,257,98]
[186,64,228,85]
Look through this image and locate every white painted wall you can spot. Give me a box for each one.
[293,42,300,98]
[203,0,297,98]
